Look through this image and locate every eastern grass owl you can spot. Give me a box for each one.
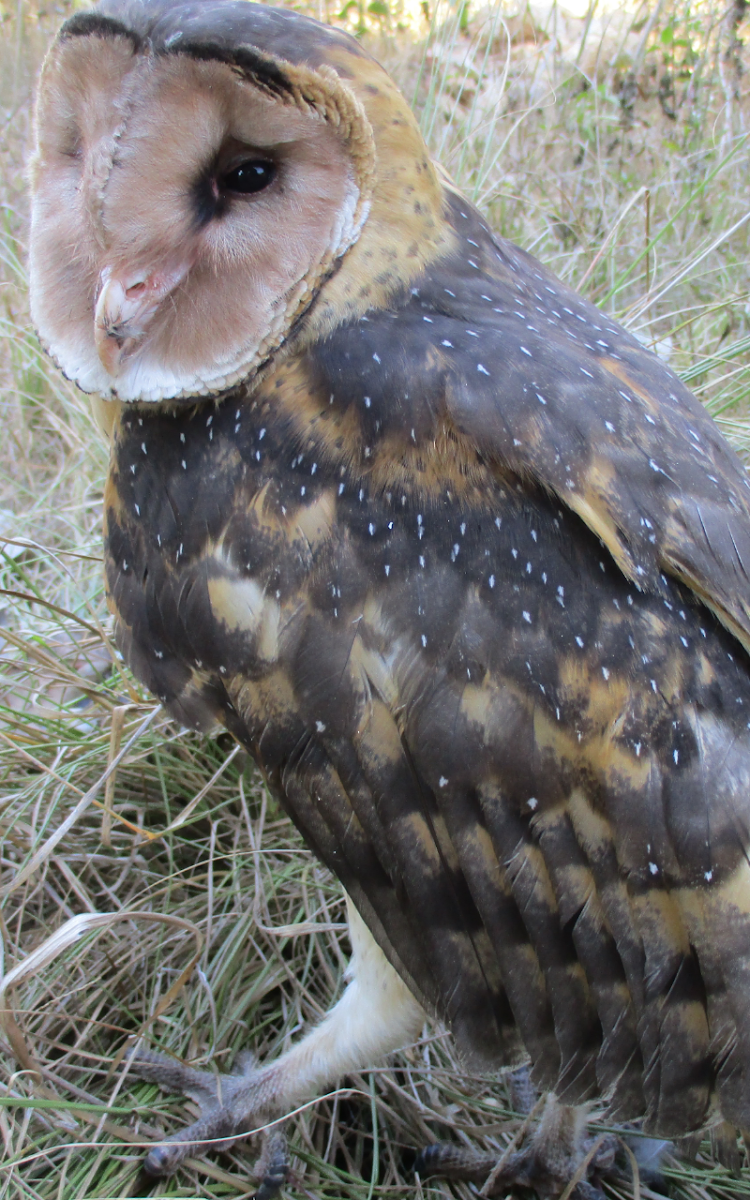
[29,0,750,1191]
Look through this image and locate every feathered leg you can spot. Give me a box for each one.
[128,896,424,1178]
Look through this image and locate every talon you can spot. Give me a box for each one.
[143,1144,179,1179]
[413,1141,447,1177]
[254,1128,289,1200]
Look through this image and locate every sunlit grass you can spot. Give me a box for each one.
[0,1,748,1197]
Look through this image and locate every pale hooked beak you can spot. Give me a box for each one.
[94,262,189,377]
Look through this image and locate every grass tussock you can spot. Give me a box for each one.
[0,1,749,1197]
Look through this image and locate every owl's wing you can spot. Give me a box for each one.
[439,230,750,654]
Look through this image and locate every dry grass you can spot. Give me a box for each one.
[0,1,749,1198]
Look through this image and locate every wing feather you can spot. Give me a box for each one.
[429,205,750,656]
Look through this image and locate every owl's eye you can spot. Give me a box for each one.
[219,159,276,195]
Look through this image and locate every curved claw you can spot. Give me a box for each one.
[141,1104,244,1177]
[254,1128,290,1200]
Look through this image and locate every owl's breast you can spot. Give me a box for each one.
[105,393,335,738]
[103,386,524,745]
[105,388,750,874]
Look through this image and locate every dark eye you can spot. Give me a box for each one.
[219,159,276,195]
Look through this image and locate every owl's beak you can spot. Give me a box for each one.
[94,264,188,376]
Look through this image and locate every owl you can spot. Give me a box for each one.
[29,0,750,1193]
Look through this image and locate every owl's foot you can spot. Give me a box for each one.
[415,1091,617,1199]
[126,899,424,1181]
[129,1047,289,1192]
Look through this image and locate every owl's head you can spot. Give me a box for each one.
[29,0,447,403]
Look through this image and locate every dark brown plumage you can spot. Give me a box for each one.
[29,0,750,1186]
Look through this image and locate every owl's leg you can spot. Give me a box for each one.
[416,1070,678,1199]
[416,1084,617,1199]
[128,895,424,1179]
